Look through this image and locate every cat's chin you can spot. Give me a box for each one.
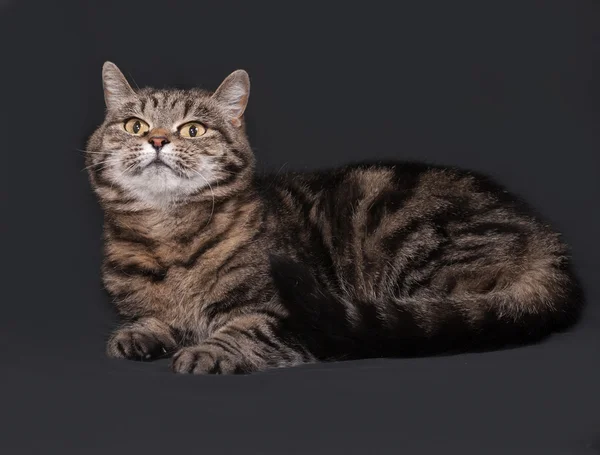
[119,170,211,209]
[143,162,175,175]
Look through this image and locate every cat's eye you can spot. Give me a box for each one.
[124,118,150,136]
[179,122,206,138]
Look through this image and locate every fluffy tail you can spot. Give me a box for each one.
[269,255,584,359]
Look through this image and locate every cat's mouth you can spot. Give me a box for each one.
[143,158,174,172]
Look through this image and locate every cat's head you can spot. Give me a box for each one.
[86,62,254,208]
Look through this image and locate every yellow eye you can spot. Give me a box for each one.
[124,118,150,135]
[179,122,206,138]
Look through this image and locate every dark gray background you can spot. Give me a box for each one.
[1,0,599,454]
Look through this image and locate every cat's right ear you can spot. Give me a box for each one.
[102,62,135,111]
[212,70,250,127]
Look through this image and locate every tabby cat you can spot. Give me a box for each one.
[86,62,581,374]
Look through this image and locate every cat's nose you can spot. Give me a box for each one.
[148,136,170,151]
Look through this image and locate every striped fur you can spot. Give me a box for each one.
[87,63,582,374]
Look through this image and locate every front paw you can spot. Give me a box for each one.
[172,346,252,375]
[107,329,172,361]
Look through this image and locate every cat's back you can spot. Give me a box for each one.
[255,160,569,301]
[254,160,530,224]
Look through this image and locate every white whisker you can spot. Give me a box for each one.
[76,149,111,155]
[81,157,121,172]
[190,168,215,229]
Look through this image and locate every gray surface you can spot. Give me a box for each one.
[3,279,599,454]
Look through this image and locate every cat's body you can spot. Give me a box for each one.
[87,63,581,374]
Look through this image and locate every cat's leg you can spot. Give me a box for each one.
[107,317,178,361]
[172,313,312,374]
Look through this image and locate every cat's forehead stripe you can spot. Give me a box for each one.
[192,105,211,119]
[183,99,194,118]
[122,101,136,112]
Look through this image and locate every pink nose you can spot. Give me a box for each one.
[149,136,169,150]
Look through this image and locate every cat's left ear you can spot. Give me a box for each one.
[212,70,250,127]
[102,61,136,111]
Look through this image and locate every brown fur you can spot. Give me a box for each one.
[86,63,582,374]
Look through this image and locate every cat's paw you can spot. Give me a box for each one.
[107,329,173,361]
[172,346,252,375]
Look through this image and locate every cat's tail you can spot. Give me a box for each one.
[416,261,585,353]
[268,254,585,358]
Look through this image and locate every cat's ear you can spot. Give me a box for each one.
[212,70,250,127]
[102,62,135,111]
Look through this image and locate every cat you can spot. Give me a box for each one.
[86,62,582,374]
